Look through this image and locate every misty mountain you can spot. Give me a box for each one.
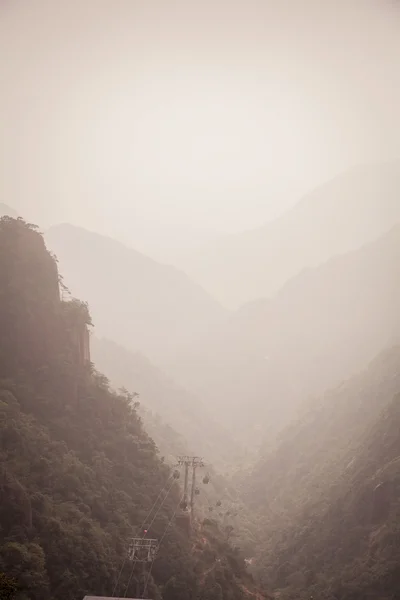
[90,336,242,468]
[247,346,400,517]
[167,225,400,446]
[247,346,400,599]
[0,203,18,218]
[0,216,253,600]
[45,223,228,364]
[175,160,400,307]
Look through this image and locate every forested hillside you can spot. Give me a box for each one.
[246,346,400,599]
[90,337,258,557]
[44,224,228,364]
[175,160,400,307]
[0,217,255,600]
[168,226,400,447]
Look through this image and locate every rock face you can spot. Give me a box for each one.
[0,217,61,376]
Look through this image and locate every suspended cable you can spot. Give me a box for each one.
[145,478,176,533]
[111,471,175,597]
[122,557,138,599]
[123,479,177,598]
[141,472,176,530]
[141,493,185,599]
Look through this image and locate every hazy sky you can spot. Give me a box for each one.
[1,0,399,252]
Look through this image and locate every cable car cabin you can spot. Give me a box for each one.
[176,511,191,534]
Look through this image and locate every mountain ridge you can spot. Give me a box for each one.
[174,160,400,307]
[166,224,400,447]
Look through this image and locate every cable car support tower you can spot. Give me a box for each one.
[177,456,205,518]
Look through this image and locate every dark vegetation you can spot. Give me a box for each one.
[0,217,252,600]
[246,347,400,599]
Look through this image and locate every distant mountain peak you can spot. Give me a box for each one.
[173,159,400,308]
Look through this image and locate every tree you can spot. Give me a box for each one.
[163,576,193,600]
[0,573,18,600]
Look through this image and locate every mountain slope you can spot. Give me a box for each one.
[90,336,242,467]
[167,226,400,445]
[90,336,260,556]
[91,337,255,556]
[176,160,400,307]
[247,346,400,516]
[247,346,400,600]
[45,223,228,364]
[0,216,255,600]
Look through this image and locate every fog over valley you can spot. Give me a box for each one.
[0,1,400,600]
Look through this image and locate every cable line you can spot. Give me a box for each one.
[141,493,184,599]
[111,471,175,597]
[123,479,177,598]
